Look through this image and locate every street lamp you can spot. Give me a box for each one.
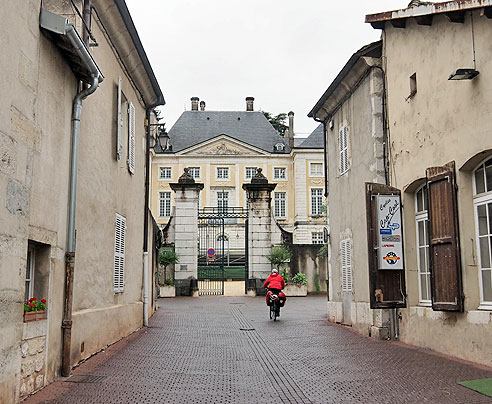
[148,123,171,151]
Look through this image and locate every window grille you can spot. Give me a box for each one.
[245,167,258,179]
[274,192,286,218]
[159,167,172,179]
[217,167,229,180]
[274,167,286,179]
[311,188,323,216]
[188,167,200,179]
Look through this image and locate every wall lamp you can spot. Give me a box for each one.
[148,123,171,151]
[448,68,479,80]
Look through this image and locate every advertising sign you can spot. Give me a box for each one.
[376,195,404,270]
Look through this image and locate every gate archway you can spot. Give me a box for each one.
[197,207,248,296]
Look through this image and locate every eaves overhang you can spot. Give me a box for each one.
[94,0,165,108]
[308,41,381,122]
[366,0,492,29]
[39,8,104,84]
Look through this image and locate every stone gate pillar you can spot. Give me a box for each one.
[170,169,204,296]
[242,168,277,296]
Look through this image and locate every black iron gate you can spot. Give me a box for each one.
[198,207,248,296]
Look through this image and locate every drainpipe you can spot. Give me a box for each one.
[62,22,103,377]
[143,109,152,327]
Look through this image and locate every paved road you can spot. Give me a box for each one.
[27,296,492,404]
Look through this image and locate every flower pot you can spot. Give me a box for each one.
[283,284,307,297]
[23,310,47,323]
[159,285,175,298]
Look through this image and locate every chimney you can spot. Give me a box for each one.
[246,97,254,111]
[199,101,206,111]
[191,97,199,111]
[288,111,294,147]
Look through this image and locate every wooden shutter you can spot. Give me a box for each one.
[116,76,122,161]
[341,239,352,291]
[127,102,135,174]
[114,213,126,293]
[366,182,407,309]
[426,161,463,311]
[339,125,349,174]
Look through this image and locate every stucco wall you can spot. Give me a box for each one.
[289,244,328,293]
[383,11,492,366]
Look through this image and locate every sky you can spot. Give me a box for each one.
[125,0,408,137]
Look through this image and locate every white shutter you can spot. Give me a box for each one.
[116,76,122,161]
[339,125,349,174]
[341,238,352,292]
[113,213,126,293]
[127,102,135,174]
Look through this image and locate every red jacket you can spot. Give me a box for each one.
[264,273,285,290]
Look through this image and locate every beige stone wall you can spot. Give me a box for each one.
[383,11,492,366]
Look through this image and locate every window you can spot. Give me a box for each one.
[188,167,200,179]
[311,188,323,216]
[216,167,230,180]
[113,214,126,293]
[339,125,349,175]
[274,143,285,152]
[312,232,324,244]
[159,167,172,179]
[159,192,171,217]
[474,157,492,306]
[217,191,229,213]
[24,241,50,313]
[274,167,286,180]
[341,239,352,292]
[415,185,431,304]
[245,167,258,180]
[25,244,35,301]
[310,162,323,177]
[274,192,286,218]
[409,73,417,98]
[127,102,135,175]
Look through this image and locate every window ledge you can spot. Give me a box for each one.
[477,305,492,311]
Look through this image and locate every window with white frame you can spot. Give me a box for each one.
[217,191,229,213]
[188,167,200,179]
[25,244,35,301]
[341,238,352,292]
[312,232,324,244]
[415,184,431,304]
[159,167,172,179]
[274,192,286,218]
[216,167,230,180]
[113,213,126,293]
[274,167,286,180]
[339,125,349,175]
[474,157,492,306]
[311,188,323,216]
[245,167,258,180]
[310,162,323,177]
[159,192,171,217]
[274,143,285,152]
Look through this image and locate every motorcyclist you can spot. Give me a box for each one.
[264,269,286,308]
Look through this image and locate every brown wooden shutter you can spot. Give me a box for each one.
[366,183,407,309]
[426,161,463,312]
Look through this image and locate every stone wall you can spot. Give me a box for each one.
[288,244,328,294]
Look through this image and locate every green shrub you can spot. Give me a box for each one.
[291,273,308,286]
[266,245,291,271]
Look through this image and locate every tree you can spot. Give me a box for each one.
[262,111,288,136]
[266,245,292,271]
[159,250,179,285]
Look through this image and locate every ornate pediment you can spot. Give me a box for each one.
[197,142,245,155]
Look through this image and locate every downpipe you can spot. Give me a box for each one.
[62,23,103,377]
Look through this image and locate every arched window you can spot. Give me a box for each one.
[473,157,492,307]
[415,184,431,305]
[274,143,285,152]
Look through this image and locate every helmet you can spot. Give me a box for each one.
[272,269,278,274]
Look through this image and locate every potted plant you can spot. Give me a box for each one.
[159,250,179,298]
[23,298,47,322]
[284,273,308,297]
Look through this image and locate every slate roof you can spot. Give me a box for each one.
[161,111,291,153]
[296,124,324,149]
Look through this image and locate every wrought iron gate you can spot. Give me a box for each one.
[198,207,248,296]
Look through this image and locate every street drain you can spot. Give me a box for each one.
[66,375,107,383]
[239,328,255,331]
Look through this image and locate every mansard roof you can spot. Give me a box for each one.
[163,111,291,154]
[297,124,324,149]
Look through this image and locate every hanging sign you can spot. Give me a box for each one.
[376,195,404,270]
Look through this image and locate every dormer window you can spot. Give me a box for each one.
[274,143,285,152]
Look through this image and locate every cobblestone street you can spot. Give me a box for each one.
[26,296,492,404]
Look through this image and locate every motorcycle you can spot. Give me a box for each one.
[266,289,286,321]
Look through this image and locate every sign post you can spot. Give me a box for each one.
[207,248,216,263]
[376,195,403,270]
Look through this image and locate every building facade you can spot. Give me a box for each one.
[365,0,492,367]
[0,1,164,402]
[150,97,326,249]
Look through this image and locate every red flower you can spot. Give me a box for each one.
[29,297,36,302]
[29,302,34,307]
[41,299,46,304]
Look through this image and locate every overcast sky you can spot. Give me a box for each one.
[125,0,408,137]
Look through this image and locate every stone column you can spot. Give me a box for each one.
[242,168,276,296]
[170,169,204,296]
